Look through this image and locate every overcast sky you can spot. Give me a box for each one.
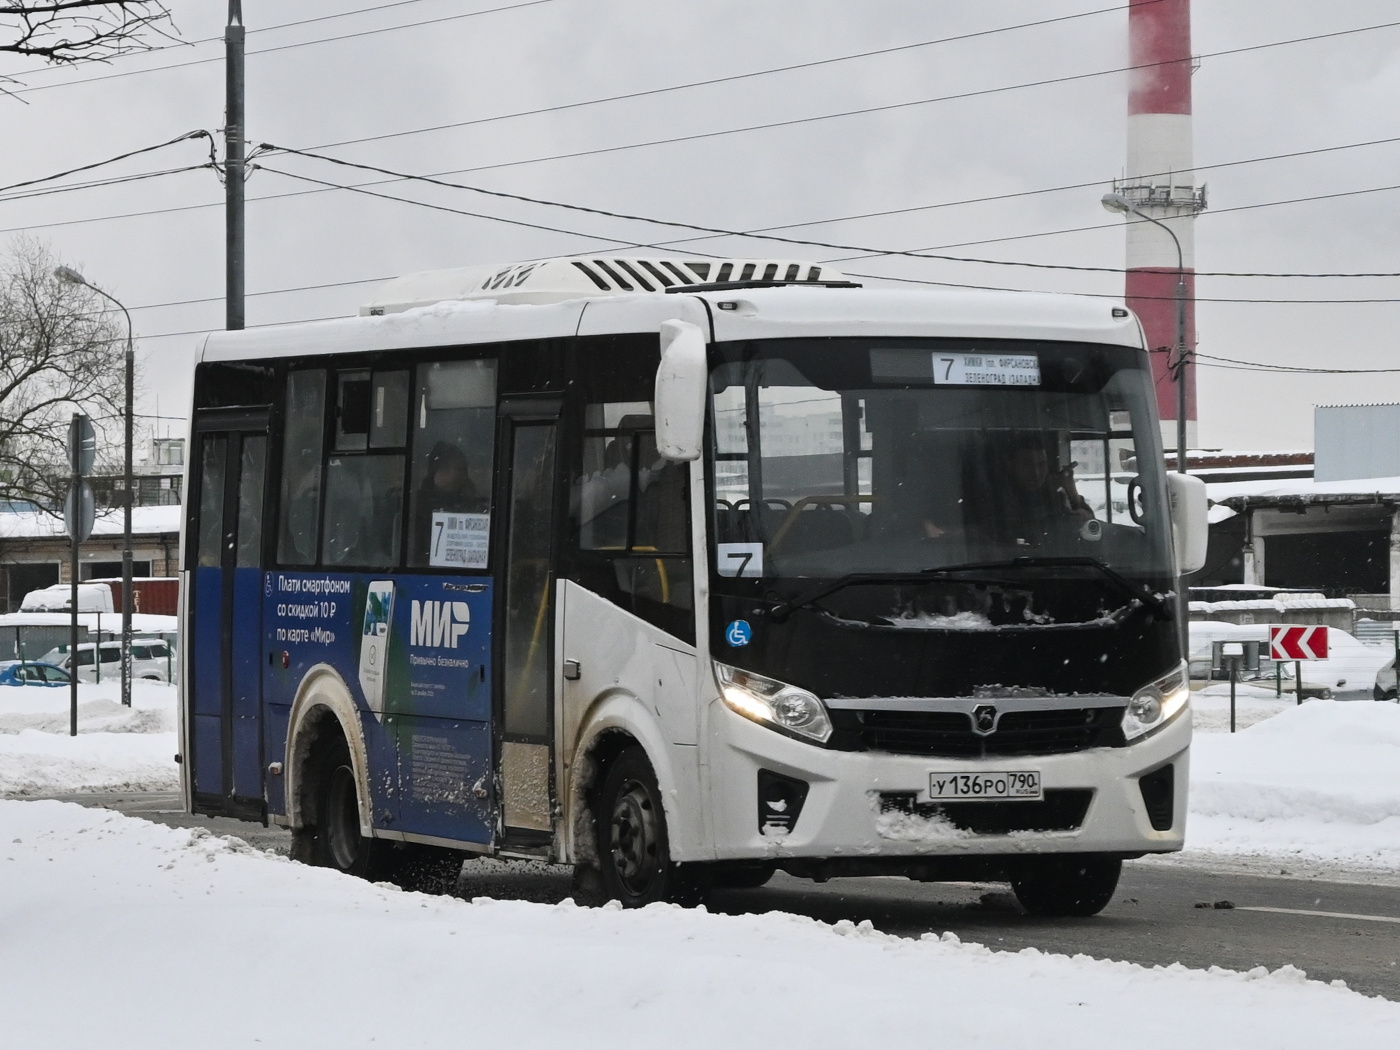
[2,0,1397,452]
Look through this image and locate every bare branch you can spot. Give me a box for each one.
[0,1,173,67]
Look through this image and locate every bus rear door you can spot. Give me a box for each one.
[187,409,269,820]
[496,399,562,851]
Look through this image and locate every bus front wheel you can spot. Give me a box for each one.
[315,737,395,882]
[1010,854,1121,917]
[595,747,707,907]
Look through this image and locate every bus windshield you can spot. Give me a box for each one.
[708,338,1173,587]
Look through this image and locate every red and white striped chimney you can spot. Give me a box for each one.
[1123,0,1204,448]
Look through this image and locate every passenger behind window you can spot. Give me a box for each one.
[411,441,487,563]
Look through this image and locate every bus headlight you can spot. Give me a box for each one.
[714,662,833,745]
[1123,662,1190,741]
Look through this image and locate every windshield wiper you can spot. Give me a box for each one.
[761,557,1172,623]
[921,556,1173,619]
[761,573,936,623]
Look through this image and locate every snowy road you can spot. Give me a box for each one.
[52,790,1400,1002]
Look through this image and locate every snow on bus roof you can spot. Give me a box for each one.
[202,264,1143,364]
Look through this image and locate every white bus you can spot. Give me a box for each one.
[180,256,1208,915]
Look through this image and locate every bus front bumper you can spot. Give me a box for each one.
[704,700,1190,863]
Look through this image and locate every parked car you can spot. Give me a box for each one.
[1188,621,1390,700]
[1374,657,1397,701]
[0,660,72,687]
[39,639,174,683]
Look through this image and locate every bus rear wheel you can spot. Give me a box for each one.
[1010,854,1121,917]
[596,748,707,907]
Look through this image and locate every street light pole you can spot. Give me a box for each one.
[54,266,135,709]
[1101,192,1190,475]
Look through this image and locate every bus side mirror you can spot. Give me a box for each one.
[1166,473,1208,575]
[655,320,708,462]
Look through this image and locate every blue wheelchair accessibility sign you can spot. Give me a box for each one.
[726,619,753,647]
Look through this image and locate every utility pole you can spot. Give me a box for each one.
[226,0,245,331]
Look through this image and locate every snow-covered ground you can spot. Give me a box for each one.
[6,680,1400,881]
[1180,699,1400,876]
[2,798,1396,1048]
[0,679,177,795]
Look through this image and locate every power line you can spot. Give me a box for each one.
[839,268,1400,305]
[254,163,671,250]
[9,0,565,97]
[299,19,1400,177]
[1192,351,1400,374]
[6,116,1400,278]
[0,130,211,196]
[649,134,1400,249]
[0,164,212,204]
[304,1,1167,153]
[6,0,446,79]
[823,182,1400,264]
[260,143,1400,281]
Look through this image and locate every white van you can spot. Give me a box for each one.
[41,639,175,683]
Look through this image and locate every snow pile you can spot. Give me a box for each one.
[884,610,994,630]
[1190,681,1295,732]
[2,799,1396,1048]
[0,680,177,795]
[1187,701,1400,870]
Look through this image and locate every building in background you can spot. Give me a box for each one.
[0,505,181,614]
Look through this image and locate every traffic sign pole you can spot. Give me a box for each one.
[68,415,82,737]
[1296,661,1303,706]
[65,412,97,737]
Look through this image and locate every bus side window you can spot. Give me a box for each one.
[408,359,497,569]
[321,367,411,569]
[571,401,693,643]
[322,454,405,568]
[277,369,326,566]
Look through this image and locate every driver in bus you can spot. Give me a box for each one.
[1002,433,1094,536]
[926,432,1093,543]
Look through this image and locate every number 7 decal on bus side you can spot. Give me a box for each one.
[716,542,763,578]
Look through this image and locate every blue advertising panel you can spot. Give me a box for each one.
[191,565,225,796]
[230,567,264,799]
[262,571,495,845]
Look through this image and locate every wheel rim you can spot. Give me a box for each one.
[325,764,361,871]
[609,777,661,896]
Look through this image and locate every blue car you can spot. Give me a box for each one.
[0,660,72,687]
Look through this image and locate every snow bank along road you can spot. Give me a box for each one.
[9,686,1400,1001]
[3,800,1397,1049]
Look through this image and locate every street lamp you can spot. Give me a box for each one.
[1101,191,1190,475]
[54,265,135,709]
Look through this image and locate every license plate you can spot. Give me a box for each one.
[928,771,1042,801]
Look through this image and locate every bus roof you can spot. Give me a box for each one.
[200,261,1143,364]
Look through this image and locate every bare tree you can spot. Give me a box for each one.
[1,1,172,68]
[0,237,127,510]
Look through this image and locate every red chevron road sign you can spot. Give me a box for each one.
[1269,625,1329,661]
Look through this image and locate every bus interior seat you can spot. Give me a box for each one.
[776,504,856,554]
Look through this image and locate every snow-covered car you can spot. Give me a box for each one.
[0,660,72,687]
[1374,657,1396,701]
[1188,622,1389,700]
[39,639,174,683]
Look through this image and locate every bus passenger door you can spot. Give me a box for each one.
[187,409,269,820]
[496,401,561,850]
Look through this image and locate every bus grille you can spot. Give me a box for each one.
[834,707,1125,758]
[878,789,1094,834]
